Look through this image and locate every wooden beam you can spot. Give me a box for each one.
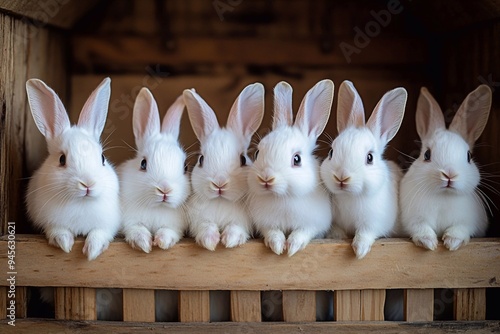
[404,289,434,322]
[54,287,96,320]
[334,290,361,321]
[230,291,261,322]
[123,289,155,322]
[360,289,385,321]
[282,290,316,322]
[1,236,498,291]
[179,291,210,322]
[2,319,500,334]
[454,288,486,321]
[0,0,99,29]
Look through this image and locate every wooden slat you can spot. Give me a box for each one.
[179,291,209,322]
[0,286,6,319]
[404,289,434,322]
[230,291,261,322]
[15,287,27,319]
[282,290,316,322]
[122,289,155,322]
[454,288,486,321]
[54,287,96,320]
[360,290,385,321]
[334,290,361,321]
[1,236,500,291]
[3,319,500,334]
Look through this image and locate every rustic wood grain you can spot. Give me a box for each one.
[334,290,361,321]
[404,289,434,322]
[1,236,498,291]
[454,288,486,321]
[230,291,261,322]
[360,289,385,321]
[14,287,27,318]
[282,290,316,322]
[123,289,155,322]
[179,291,209,322]
[0,286,7,319]
[55,287,96,320]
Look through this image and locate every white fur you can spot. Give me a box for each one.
[320,81,407,259]
[247,80,334,256]
[119,88,190,253]
[25,78,120,261]
[184,83,265,250]
[400,85,492,251]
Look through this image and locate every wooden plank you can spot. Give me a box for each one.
[54,287,96,320]
[454,288,486,321]
[230,290,261,322]
[360,289,385,321]
[6,319,500,334]
[71,35,427,72]
[404,289,434,322]
[282,290,316,322]
[334,290,361,321]
[1,236,499,291]
[15,287,27,318]
[122,289,155,322]
[0,286,6,319]
[179,291,209,322]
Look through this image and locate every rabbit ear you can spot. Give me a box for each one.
[295,79,334,140]
[449,84,492,148]
[77,77,111,140]
[272,81,293,129]
[227,83,265,145]
[183,89,219,141]
[26,79,70,139]
[161,94,185,139]
[415,87,445,140]
[367,87,407,145]
[337,80,365,132]
[133,88,161,146]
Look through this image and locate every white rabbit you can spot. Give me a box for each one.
[26,78,120,261]
[400,85,492,251]
[320,80,407,259]
[183,83,265,250]
[119,88,190,253]
[247,80,334,257]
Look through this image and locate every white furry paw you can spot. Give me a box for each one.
[221,225,248,248]
[153,229,181,250]
[443,234,467,251]
[412,234,438,250]
[83,233,110,261]
[352,238,373,259]
[286,232,311,257]
[196,227,220,251]
[126,230,153,253]
[264,230,286,255]
[48,230,74,253]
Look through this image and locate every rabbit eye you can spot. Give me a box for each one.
[101,154,105,166]
[59,154,66,167]
[240,154,247,167]
[140,158,147,171]
[424,149,431,162]
[366,153,374,165]
[467,150,472,163]
[198,155,204,167]
[254,150,259,160]
[293,154,302,167]
[328,149,333,160]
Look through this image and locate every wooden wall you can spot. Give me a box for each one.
[0,11,68,234]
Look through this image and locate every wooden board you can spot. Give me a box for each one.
[230,291,261,322]
[454,288,486,321]
[360,289,385,321]
[14,287,27,318]
[404,289,434,322]
[179,291,209,322]
[334,290,361,321]
[1,236,499,291]
[0,287,6,319]
[2,319,500,334]
[123,289,155,322]
[54,287,96,320]
[282,290,316,322]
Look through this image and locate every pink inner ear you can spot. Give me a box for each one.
[272,81,293,129]
[184,90,219,141]
[133,88,161,141]
[77,77,111,139]
[337,81,365,132]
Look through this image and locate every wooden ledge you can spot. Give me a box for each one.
[0,235,499,290]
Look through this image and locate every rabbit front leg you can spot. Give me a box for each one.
[194,220,220,251]
[352,228,377,259]
[221,223,249,248]
[442,224,471,251]
[46,226,74,253]
[286,228,317,257]
[154,227,182,250]
[124,224,153,253]
[83,228,114,261]
[406,217,439,251]
[262,228,287,255]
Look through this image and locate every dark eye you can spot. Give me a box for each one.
[198,155,204,167]
[140,158,147,171]
[328,149,333,160]
[366,153,373,165]
[59,154,66,166]
[240,154,247,167]
[467,150,472,163]
[254,150,259,160]
[293,154,301,167]
[424,149,431,162]
[101,154,105,166]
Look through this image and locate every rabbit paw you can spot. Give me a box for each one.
[83,232,110,261]
[412,234,438,250]
[48,230,74,253]
[221,225,248,248]
[443,234,467,251]
[196,227,220,251]
[153,228,180,250]
[286,231,311,257]
[351,236,373,259]
[264,230,286,255]
[126,229,153,253]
